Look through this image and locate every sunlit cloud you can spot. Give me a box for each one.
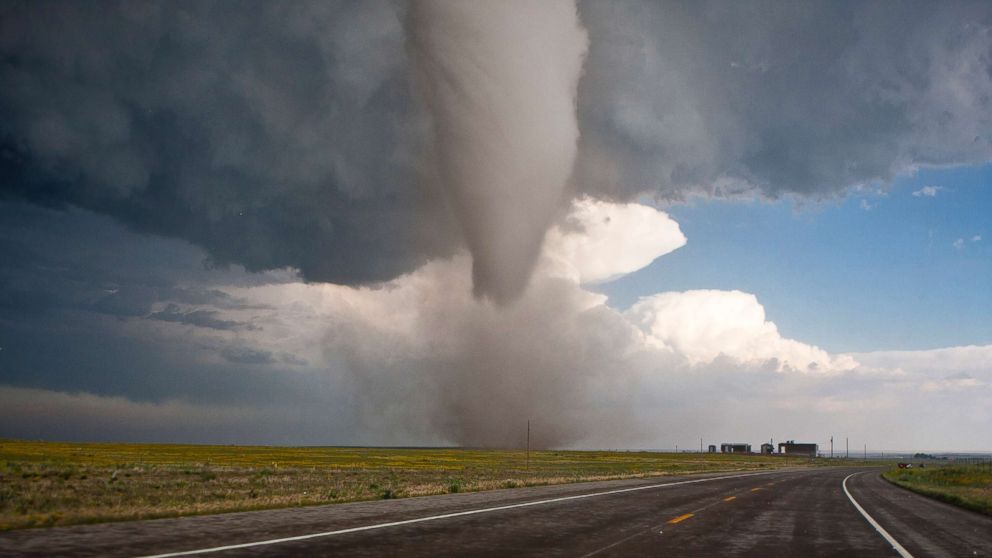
[912,185,945,197]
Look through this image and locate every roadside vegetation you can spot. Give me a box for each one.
[883,462,992,516]
[0,439,831,530]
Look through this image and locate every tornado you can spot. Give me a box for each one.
[408,0,588,303]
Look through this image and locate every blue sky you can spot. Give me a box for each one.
[600,164,992,353]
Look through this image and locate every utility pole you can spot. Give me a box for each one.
[700,438,703,453]
[830,436,834,458]
[526,420,530,470]
[864,443,867,463]
[846,437,849,459]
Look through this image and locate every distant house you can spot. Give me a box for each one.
[708,444,717,453]
[720,443,751,453]
[778,440,818,457]
[760,442,774,454]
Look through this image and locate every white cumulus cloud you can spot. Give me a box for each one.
[912,185,944,197]
[626,290,858,373]
[541,197,686,284]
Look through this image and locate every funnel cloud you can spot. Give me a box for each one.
[408,0,588,302]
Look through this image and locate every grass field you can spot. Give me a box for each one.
[883,462,992,516]
[0,439,826,530]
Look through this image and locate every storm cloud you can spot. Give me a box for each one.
[0,0,457,286]
[2,1,990,292]
[575,0,992,200]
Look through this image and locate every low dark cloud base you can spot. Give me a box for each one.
[2,1,990,287]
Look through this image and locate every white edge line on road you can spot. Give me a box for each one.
[136,469,788,558]
[842,472,914,558]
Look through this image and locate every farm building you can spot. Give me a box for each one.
[760,442,774,454]
[720,443,751,453]
[778,440,818,457]
[708,445,717,453]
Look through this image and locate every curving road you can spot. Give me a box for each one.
[1,467,989,557]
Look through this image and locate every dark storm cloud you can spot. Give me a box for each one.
[166,288,266,310]
[2,1,990,287]
[0,203,271,334]
[0,202,297,404]
[93,286,158,317]
[94,286,266,319]
[0,0,456,286]
[220,346,275,365]
[148,304,247,331]
[575,0,992,200]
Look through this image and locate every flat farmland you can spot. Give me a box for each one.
[0,439,817,530]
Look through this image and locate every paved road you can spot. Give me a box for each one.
[1,467,989,557]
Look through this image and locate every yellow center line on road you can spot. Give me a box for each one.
[663,489,749,529]
[138,470,797,558]
[663,480,778,529]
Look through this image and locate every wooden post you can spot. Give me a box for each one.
[526,419,530,470]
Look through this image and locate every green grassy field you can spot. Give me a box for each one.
[0,439,826,530]
[883,463,992,516]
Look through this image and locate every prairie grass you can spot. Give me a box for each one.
[1,439,816,530]
[883,463,992,516]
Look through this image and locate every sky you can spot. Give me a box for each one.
[600,163,992,353]
[0,0,990,452]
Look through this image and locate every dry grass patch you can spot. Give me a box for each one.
[883,463,992,516]
[1,439,819,530]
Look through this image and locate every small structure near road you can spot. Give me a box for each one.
[760,442,775,454]
[779,440,818,457]
[708,444,717,453]
[721,443,752,453]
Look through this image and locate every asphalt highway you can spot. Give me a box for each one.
[2,466,989,557]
